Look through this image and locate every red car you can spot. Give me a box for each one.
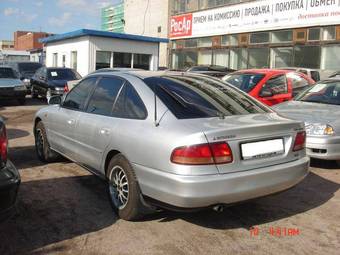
[223,69,315,106]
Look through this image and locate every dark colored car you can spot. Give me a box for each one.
[223,69,315,106]
[0,117,20,222]
[31,67,82,99]
[7,62,43,93]
[186,65,235,78]
[0,66,27,105]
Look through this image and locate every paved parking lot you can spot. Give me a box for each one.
[0,98,339,255]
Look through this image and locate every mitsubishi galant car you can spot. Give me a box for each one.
[33,71,309,221]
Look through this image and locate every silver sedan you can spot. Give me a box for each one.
[274,79,340,161]
[34,71,309,220]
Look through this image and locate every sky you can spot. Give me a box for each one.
[0,0,122,40]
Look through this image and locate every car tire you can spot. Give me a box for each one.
[31,86,38,99]
[107,154,148,221]
[35,121,60,162]
[17,98,26,105]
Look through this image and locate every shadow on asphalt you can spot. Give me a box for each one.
[141,172,339,229]
[0,97,47,108]
[8,146,44,169]
[7,128,30,140]
[0,175,116,254]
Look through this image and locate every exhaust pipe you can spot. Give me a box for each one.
[213,205,224,212]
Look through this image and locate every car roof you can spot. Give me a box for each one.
[88,70,212,79]
[235,69,293,74]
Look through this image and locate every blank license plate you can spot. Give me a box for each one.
[241,139,284,160]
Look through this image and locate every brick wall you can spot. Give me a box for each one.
[14,31,51,51]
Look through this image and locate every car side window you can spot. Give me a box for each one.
[86,77,124,116]
[112,82,147,119]
[261,75,288,96]
[287,73,309,89]
[63,77,97,111]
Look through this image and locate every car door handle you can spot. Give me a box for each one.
[67,119,75,125]
[100,128,110,135]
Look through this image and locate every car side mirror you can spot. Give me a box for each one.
[48,95,62,105]
[260,89,273,97]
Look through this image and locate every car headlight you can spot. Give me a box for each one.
[305,123,334,136]
[23,79,30,83]
[14,85,26,91]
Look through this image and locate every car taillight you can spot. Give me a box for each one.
[0,126,8,163]
[171,142,233,165]
[293,131,306,151]
[64,83,69,93]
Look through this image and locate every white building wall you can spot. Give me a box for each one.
[45,37,90,77]
[124,0,169,67]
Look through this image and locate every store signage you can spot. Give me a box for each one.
[170,13,193,38]
[169,0,340,39]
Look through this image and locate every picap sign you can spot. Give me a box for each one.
[170,0,340,39]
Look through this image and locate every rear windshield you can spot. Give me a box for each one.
[18,63,42,73]
[223,73,265,92]
[48,69,81,80]
[143,75,270,119]
[0,68,17,79]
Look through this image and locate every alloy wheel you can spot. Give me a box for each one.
[109,166,129,209]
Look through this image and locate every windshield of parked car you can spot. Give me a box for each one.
[222,73,265,92]
[18,63,42,73]
[47,69,81,80]
[295,82,340,105]
[0,67,17,79]
[144,75,270,119]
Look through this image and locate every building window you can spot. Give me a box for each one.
[321,45,340,70]
[271,30,293,43]
[184,39,198,48]
[248,48,269,68]
[230,48,247,70]
[249,32,270,44]
[294,46,321,69]
[96,51,111,70]
[221,34,238,46]
[198,49,212,65]
[71,51,77,70]
[133,54,151,70]
[113,52,132,68]
[172,50,198,70]
[308,28,321,41]
[198,37,212,47]
[52,53,58,67]
[213,49,229,67]
[322,26,336,41]
[271,47,293,68]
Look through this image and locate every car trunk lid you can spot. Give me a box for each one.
[183,113,304,174]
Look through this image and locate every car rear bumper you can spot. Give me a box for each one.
[0,160,20,222]
[306,136,340,160]
[133,157,310,208]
